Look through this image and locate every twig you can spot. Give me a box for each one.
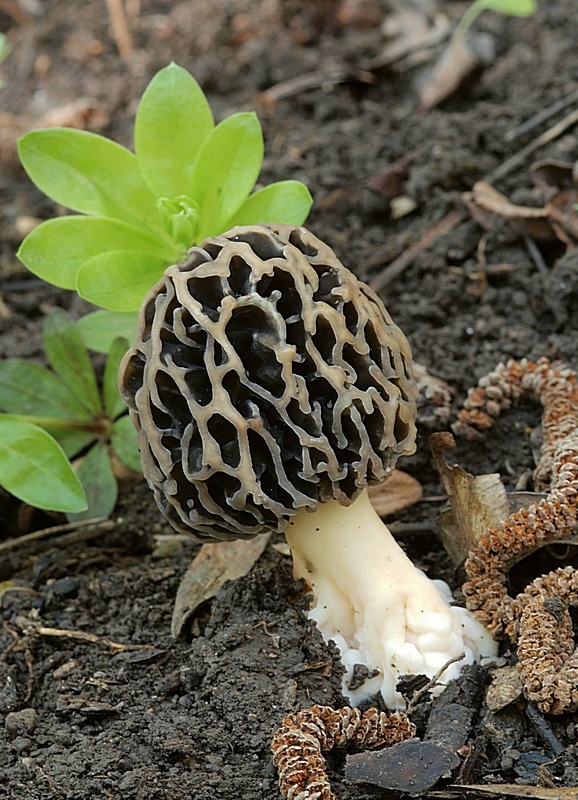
[0,0,33,24]
[104,0,133,60]
[405,653,466,713]
[486,105,578,185]
[369,209,465,292]
[259,15,450,110]
[505,86,578,142]
[523,233,548,274]
[0,517,112,554]
[524,702,565,756]
[36,625,154,652]
[368,101,578,292]
[258,70,374,109]
[366,16,451,71]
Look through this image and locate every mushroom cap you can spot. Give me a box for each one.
[119,224,417,541]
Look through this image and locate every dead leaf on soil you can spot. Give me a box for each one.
[418,34,495,111]
[171,534,271,638]
[462,180,553,240]
[368,469,423,517]
[430,432,510,567]
[463,178,578,247]
[431,433,556,567]
[368,149,419,200]
[546,188,578,247]
[530,158,576,192]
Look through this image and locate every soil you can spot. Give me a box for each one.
[1,1,578,799]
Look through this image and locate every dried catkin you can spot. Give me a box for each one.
[271,705,415,800]
[458,358,578,713]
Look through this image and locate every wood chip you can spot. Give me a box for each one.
[346,739,460,796]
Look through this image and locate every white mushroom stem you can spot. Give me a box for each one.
[285,488,497,709]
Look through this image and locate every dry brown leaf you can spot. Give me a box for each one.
[430,432,510,567]
[419,35,494,111]
[546,188,578,247]
[171,534,271,637]
[368,149,418,199]
[531,158,576,191]
[463,180,555,240]
[467,180,549,220]
[368,469,423,517]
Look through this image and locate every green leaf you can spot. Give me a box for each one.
[53,429,97,460]
[453,0,536,45]
[0,359,92,419]
[67,441,118,521]
[76,310,139,354]
[18,129,164,234]
[104,337,129,420]
[17,216,176,290]
[76,250,167,311]
[0,416,87,512]
[480,0,537,14]
[111,415,142,473]
[135,63,214,199]
[43,309,102,417]
[190,112,264,240]
[228,181,313,228]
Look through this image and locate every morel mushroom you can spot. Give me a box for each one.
[119,224,495,708]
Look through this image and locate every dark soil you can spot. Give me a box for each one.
[1,1,578,798]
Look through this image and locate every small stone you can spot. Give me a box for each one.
[49,577,79,597]
[5,708,38,739]
[11,736,31,753]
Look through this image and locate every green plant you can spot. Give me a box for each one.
[452,0,537,46]
[6,63,312,519]
[17,62,313,352]
[0,310,140,518]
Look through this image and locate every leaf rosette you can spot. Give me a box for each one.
[17,63,312,352]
